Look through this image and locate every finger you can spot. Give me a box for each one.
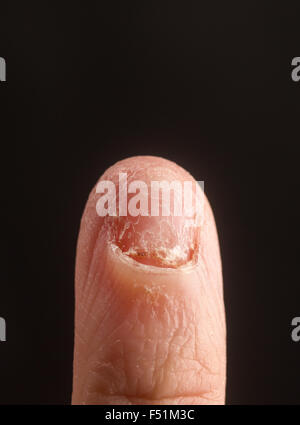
[72,156,226,405]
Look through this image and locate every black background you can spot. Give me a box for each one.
[0,1,300,404]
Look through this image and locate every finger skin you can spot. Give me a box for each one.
[72,156,226,405]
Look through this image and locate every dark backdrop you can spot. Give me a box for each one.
[0,1,299,404]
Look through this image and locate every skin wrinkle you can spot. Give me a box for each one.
[77,201,101,289]
[85,391,221,406]
[75,276,123,396]
[145,298,211,394]
[77,220,101,307]
[95,298,158,394]
[77,250,224,402]
[83,363,221,400]
[82,234,108,323]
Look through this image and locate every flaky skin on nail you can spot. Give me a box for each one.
[73,156,226,405]
[95,156,204,269]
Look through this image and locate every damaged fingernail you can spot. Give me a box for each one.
[95,156,204,268]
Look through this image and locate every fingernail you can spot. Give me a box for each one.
[96,156,203,268]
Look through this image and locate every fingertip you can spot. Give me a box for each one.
[73,155,226,405]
